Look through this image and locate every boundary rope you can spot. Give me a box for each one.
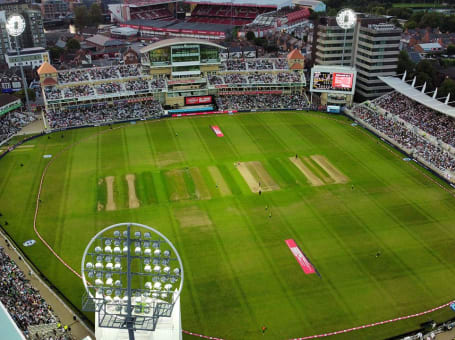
[25,113,455,339]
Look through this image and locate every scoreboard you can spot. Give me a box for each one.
[310,66,356,95]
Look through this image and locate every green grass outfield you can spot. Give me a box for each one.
[1,111,455,339]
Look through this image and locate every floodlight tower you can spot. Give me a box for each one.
[5,14,30,111]
[336,8,357,66]
[81,223,183,340]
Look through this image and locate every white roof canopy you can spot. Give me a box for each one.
[379,76,455,118]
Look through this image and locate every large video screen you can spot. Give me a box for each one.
[311,71,354,93]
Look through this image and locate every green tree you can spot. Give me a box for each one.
[397,50,415,75]
[245,31,255,41]
[447,44,455,55]
[14,88,36,103]
[415,72,434,92]
[74,5,88,32]
[89,3,103,27]
[404,20,417,29]
[49,46,64,61]
[66,38,80,51]
[438,78,455,99]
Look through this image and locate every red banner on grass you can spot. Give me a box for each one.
[285,239,315,274]
[211,125,224,137]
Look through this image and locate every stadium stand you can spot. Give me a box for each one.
[0,110,35,142]
[373,92,455,148]
[46,100,163,129]
[351,104,455,174]
[130,4,173,20]
[0,246,73,339]
[216,93,308,110]
[189,4,269,25]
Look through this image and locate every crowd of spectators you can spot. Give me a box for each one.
[373,92,455,148]
[277,71,302,83]
[44,77,166,101]
[46,100,163,129]
[56,65,145,84]
[208,71,303,85]
[216,93,308,110]
[125,79,149,91]
[62,85,94,98]
[247,72,275,84]
[352,105,455,173]
[0,246,73,339]
[223,74,248,84]
[95,83,121,95]
[118,64,141,78]
[221,58,289,71]
[0,110,35,142]
[57,70,89,84]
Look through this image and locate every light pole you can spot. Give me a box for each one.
[336,9,357,66]
[6,14,30,111]
[81,223,184,340]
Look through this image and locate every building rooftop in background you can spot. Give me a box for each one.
[185,0,291,9]
[0,301,25,340]
[85,34,127,48]
[292,0,326,12]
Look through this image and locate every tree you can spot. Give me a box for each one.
[49,46,64,61]
[66,38,80,51]
[397,50,415,75]
[246,31,255,41]
[439,78,455,99]
[74,5,88,32]
[404,20,417,29]
[89,3,103,27]
[14,88,36,103]
[447,45,455,56]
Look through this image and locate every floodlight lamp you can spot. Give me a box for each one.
[81,222,184,333]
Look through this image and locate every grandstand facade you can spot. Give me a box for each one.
[38,38,306,125]
[109,0,294,40]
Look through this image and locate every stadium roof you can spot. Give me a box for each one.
[140,38,226,53]
[184,0,291,9]
[0,302,26,340]
[379,76,455,118]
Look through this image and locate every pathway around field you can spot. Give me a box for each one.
[29,114,455,339]
[126,174,140,208]
[289,157,324,186]
[105,176,117,211]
